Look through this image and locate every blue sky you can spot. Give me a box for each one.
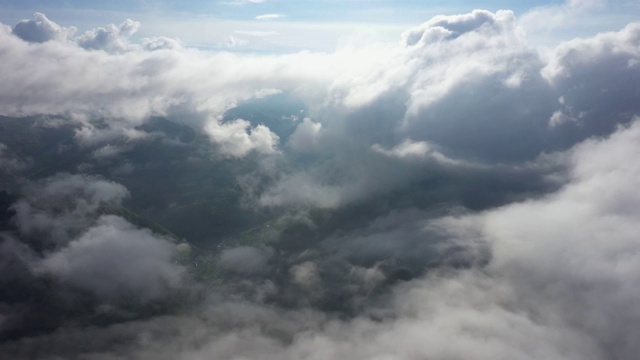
[0,0,638,51]
[0,1,554,21]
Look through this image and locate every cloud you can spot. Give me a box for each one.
[0,173,188,340]
[222,0,267,5]
[0,7,609,216]
[567,0,607,10]
[234,30,278,37]
[11,12,76,43]
[205,119,280,157]
[91,144,125,160]
[401,9,514,47]
[223,35,248,48]
[141,36,183,51]
[218,246,274,275]
[35,215,184,301]
[12,173,130,244]
[371,139,459,165]
[75,19,141,52]
[464,119,640,358]
[255,14,286,21]
[287,117,322,152]
[542,22,640,138]
[5,108,639,360]
[1,7,640,357]
[519,0,608,41]
[0,142,28,174]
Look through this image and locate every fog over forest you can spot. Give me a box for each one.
[1,2,640,359]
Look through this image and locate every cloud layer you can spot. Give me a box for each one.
[1,5,640,359]
[3,122,640,358]
[0,174,187,340]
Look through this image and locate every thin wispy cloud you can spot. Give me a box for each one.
[234,30,278,37]
[222,0,266,6]
[255,13,286,21]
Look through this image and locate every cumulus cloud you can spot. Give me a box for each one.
[2,8,640,357]
[5,104,640,360]
[141,36,183,51]
[448,119,640,359]
[75,19,141,52]
[0,173,189,340]
[402,9,514,46]
[36,215,184,301]
[2,9,637,167]
[205,119,280,157]
[1,8,633,213]
[11,12,76,43]
[521,0,607,33]
[287,117,322,152]
[543,22,640,138]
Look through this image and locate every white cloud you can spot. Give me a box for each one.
[234,30,278,37]
[3,3,640,356]
[372,139,429,159]
[222,0,266,5]
[567,0,607,10]
[12,174,130,244]
[288,118,322,152]
[543,22,640,136]
[11,12,76,43]
[75,19,141,52]
[205,118,280,157]
[41,115,639,360]
[141,36,182,51]
[257,172,344,208]
[401,9,515,47]
[2,8,640,357]
[255,14,286,21]
[1,10,639,202]
[223,35,248,47]
[519,0,610,46]
[36,215,184,301]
